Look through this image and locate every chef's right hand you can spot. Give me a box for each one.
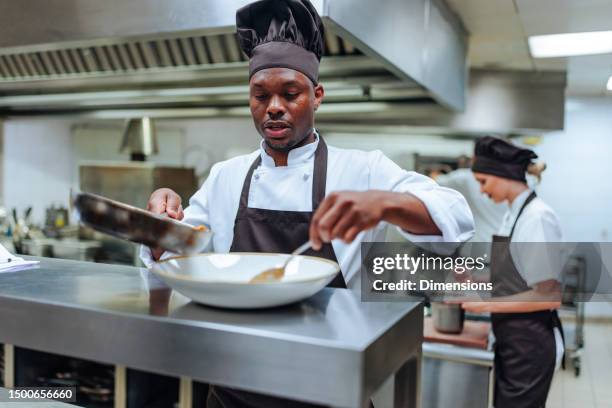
[146,188,184,260]
[146,188,185,220]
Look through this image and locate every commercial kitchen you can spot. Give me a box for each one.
[1,0,612,407]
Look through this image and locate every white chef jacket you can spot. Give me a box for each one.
[436,169,507,243]
[141,133,475,289]
[498,188,565,369]
[499,189,563,287]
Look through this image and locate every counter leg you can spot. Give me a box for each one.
[3,344,14,388]
[394,345,422,408]
[179,377,193,408]
[115,365,126,408]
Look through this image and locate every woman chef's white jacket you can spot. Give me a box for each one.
[142,134,475,290]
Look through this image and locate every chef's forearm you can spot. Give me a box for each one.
[380,191,442,235]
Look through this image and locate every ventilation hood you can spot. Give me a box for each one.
[120,117,159,161]
[0,0,566,134]
[0,0,467,110]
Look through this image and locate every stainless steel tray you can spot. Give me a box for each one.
[70,191,211,254]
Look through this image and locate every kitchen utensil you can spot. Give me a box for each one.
[70,190,212,255]
[150,253,339,308]
[431,302,465,334]
[24,207,33,224]
[249,240,312,284]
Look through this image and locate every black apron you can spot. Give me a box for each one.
[208,136,347,408]
[490,191,564,408]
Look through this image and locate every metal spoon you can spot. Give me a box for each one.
[249,241,313,284]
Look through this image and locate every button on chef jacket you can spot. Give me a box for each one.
[141,133,475,290]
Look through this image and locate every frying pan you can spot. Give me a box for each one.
[70,191,212,254]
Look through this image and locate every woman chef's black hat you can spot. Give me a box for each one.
[236,0,324,85]
[472,136,538,182]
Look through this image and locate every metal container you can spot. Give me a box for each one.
[21,238,101,262]
[431,302,465,334]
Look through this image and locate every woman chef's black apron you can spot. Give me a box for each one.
[207,136,347,408]
[490,191,564,408]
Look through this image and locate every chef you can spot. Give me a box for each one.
[462,136,564,408]
[143,0,474,405]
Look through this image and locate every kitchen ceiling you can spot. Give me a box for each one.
[447,0,612,96]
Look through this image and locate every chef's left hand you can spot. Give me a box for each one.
[309,191,387,250]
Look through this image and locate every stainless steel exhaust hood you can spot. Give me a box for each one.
[119,117,159,161]
[0,0,468,111]
[0,0,566,134]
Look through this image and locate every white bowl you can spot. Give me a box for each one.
[149,253,340,309]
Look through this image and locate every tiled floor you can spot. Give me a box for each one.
[547,321,612,408]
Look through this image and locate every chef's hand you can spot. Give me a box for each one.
[308,191,387,250]
[309,190,440,250]
[146,188,184,260]
[146,188,184,220]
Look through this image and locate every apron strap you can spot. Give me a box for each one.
[238,155,262,210]
[237,132,328,212]
[509,191,537,239]
[312,136,328,210]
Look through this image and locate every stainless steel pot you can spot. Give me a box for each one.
[431,302,465,334]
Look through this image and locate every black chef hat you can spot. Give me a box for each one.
[472,136,538,182]
[236,0,324,84]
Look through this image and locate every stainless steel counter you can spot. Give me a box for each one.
[422,343,494,408]
[0,257,423,408]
